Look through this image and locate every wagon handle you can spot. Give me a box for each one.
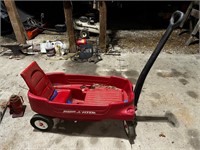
[134,10,184,107]
[170,10,184,29]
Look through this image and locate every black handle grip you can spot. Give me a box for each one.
[170,10,184,29]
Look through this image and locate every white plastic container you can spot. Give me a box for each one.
[45,41,55,57]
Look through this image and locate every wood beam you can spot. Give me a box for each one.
[63,1,76,53]
[4,0,26,44]
[99,1,107,52]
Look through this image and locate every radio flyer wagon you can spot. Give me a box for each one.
[21,11,183,144]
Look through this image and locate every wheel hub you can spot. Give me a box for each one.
[35,120,48,129]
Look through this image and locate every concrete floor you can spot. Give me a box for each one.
[0,51,199,150]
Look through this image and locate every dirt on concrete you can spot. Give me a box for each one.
[110,30,199,54]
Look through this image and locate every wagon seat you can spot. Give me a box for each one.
[20,61,71,103]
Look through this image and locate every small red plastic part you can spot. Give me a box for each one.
[76,38,87,46]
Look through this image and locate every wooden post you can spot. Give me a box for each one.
[99,1,107,52]
[63,1,76,53]
[4,0,26,44]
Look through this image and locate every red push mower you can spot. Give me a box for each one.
[21,11,184,144]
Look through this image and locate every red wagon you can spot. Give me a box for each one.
[21,11,183,144]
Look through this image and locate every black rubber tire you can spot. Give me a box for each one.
[80,30,89,38]
[123,121,136,144]
[30,114,54,132]
[79,16,88,23]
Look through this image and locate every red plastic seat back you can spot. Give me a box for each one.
[20,61,54,99]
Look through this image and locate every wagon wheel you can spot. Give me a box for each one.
[123,120,137,144]
[30,114,54,131]
[80,30,89,38]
